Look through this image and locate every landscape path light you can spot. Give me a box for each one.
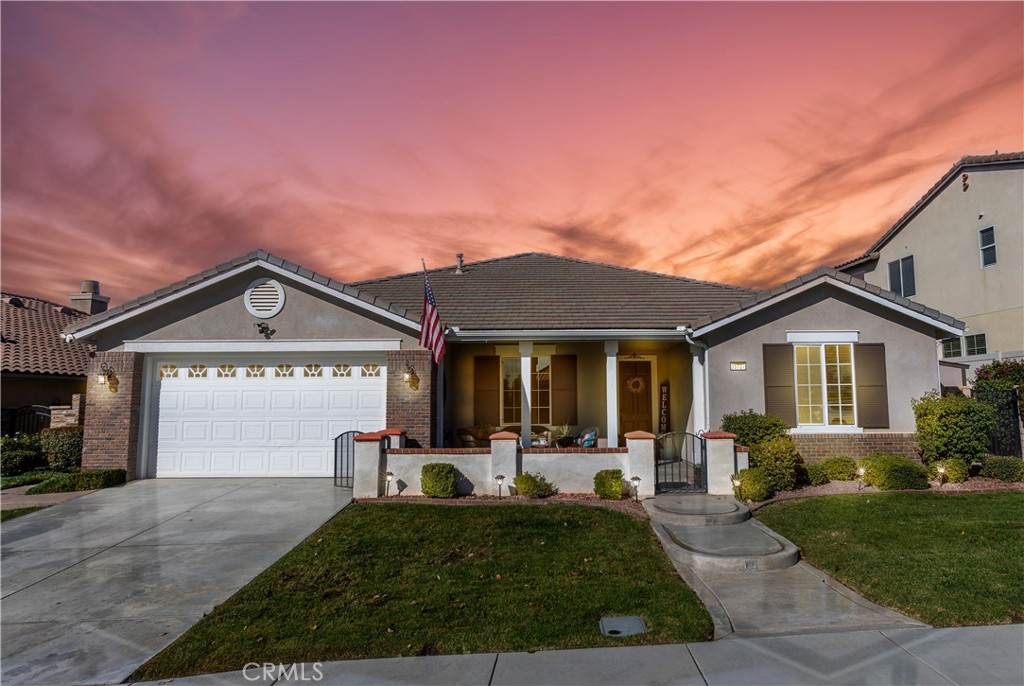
[495,474,505,500]
[630,475,641,503]
[385,471,394,498]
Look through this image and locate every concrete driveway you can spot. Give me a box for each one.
[1,478,350,686]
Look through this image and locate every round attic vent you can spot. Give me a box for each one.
[244,278,285,318]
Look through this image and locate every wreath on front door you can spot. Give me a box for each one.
[625,376,646,394]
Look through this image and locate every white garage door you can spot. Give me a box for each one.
[154,358,386,477]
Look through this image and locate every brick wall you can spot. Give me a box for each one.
[81,352,145,479]
[49,393,85,428]
[386,349,434,448]
[791,432,919,462]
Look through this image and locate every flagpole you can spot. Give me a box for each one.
[421,258,444,447]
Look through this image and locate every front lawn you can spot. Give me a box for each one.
[756,493,1023,626]
[134,503,712,680]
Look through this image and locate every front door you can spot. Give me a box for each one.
[619,360,653,434]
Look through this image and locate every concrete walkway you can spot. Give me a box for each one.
[1,484,97,510]
[128,624,1024,685]
[645,494,926,639]
[1,478,350,686]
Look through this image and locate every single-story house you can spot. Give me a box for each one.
[64,251,963,483]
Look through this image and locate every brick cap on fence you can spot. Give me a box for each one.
[354,433,383,442]
[489,431,519,440]
[702,431,737,440]
[624,430,656,440]
[378,428,406,436]
[736,446,750,453]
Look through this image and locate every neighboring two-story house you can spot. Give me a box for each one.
[838,152,1024,378]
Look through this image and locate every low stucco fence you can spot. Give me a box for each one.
[352,430,656,498]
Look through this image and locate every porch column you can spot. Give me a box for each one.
[605,340,619,448]
[520,341,533,448]
[690,343,708,434]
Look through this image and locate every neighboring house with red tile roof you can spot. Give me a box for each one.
[838,152,1023,375]
[1,283,107,434]
[64,249,963,481]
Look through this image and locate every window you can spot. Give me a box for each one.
[941,337,962,358]
[360,364,381,378]
[303,364,323,378]
[246,364,265,378]
[965,333,987,356]
[159,364,178,379]
[332,364,352,378]
[187,364,207,378]
[887,256,916,297]
[217,364,236,378]
[794,344,855,426]
[500,356,552,425]
[980,227,996,267]
[274,364,294,378]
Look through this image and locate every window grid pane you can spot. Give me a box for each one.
[795,345,823,425]
[795,344,855,426]
[501,359,522,424]
[942,338,962,358]
[965,334,987,356]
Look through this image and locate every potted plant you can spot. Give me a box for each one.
[554,422,577,448]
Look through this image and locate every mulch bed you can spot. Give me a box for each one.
[747,477,1024,511]
[355,492,649,519]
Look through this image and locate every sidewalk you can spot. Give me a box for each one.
[0,484,95,510]
[127,624,1023,686]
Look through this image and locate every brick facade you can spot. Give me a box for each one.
[81,352,145,479]
[385,349,434,448]
[49,393,85,429]
[791,432,919,462]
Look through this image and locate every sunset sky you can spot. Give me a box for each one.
[2,2,1022,305]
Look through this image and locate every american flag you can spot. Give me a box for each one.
[419,269,446,364]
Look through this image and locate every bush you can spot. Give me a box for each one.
[513,472,556,498]
[749,437,803,492]
[928,459,970,484]
[913,390,995,464]
[26,469,126,495]
[980,456,1024,482]
[1,470,60,490]
[820,456,858,481]
[419,463,457,498]
[0,433,44,476]
[593,469,625,500]
[804,463,831,486]
[859,454,929,491]
[721,409,789,447]
[972,360,1024,391]
[735,467,774,502]
[40,427,84,472]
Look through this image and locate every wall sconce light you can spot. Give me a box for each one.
[384,471,394,497]
[630,475,641,503]
[495,474,505,500]
[402,364,420,390]
[97,362,117,390]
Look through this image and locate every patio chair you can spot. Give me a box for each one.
[575,426,599,448]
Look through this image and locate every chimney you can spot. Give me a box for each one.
[69,280,110,315]
[455,253,464,274]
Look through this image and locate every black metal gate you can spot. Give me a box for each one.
[1,405,51,436]
[974,389,1022,457]
[334,431,361,487]
[655,431,706,493]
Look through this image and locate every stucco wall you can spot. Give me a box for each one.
[857,167,1023,363]
[704,285,941,432]
[92,269,418,351]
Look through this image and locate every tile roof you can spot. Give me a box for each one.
[836,152,1024,269]
[353,253,756,330]
[690,266,965,332]
[2,293,93,376]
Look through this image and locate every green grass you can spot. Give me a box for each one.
[1,471,61,490]
[134,503,712,680]
[1,507,46,521]
[756,493,1024,626]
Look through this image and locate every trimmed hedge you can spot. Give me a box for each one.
[735,466,774,502]
[859,454,929,491]
[0,433,44,476]
[804,463,831,486]
[40,427,84,472]
[420,463,457,498]
[594,469,625,500]
[980,456,1024,482]
[26,469,126,495]
[1,470,61,490]
[912,391,995,464]
[721,410,789,447]
[513,472,556,498]
[820,456,858,481]
[749,437,803,493]
[928,459,970,484]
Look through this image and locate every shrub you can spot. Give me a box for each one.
[804,463,831,486]
[928,459,970,484]
[513,472,556,498]
[26,469,126,495]
[0,433,44,476]
[913,390,995,464]
[735,467,774,502]
[972,360,1024,391]
[420,463,457,498]
[1,470,60,490]
[980,456,1024,482]
[749,437,803,492]
[593,469,625,500]
[859,454,929,491]
[720,410,789,447]
[40,427,84,472]
[820,456,858,481]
